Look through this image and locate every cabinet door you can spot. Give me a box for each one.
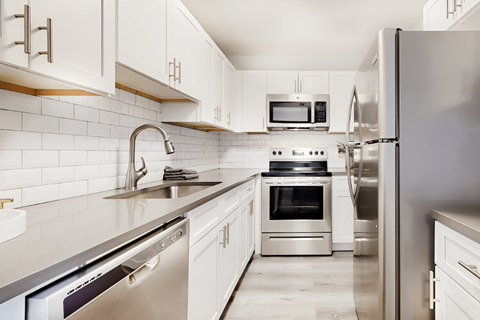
[218,209,239,311]
[329,71,355,133]
[29,0,115,94]
[242,71,268,133]
[224,61,236,130]
[456,0,480,20]
[435,266,480,320]
[170,0,201,100]
[199,33,216,125]
[188,227,220,320]
[247,198,255,257]
[0,1,29,68]
[117,0,170,85]
[238,202,248,272]
[298,71,328,94]
[423,0,456,30]
[332,189,354,244]
[267,71,298,94]
[214,49,225,127]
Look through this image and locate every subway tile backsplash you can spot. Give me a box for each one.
[0,88,347,209]
[0,88,220,208]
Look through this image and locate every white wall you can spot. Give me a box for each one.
[219,131,347,170]
[227,55,363,71]
[0,89,220,208]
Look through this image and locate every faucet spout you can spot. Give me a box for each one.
[125,124,175,190]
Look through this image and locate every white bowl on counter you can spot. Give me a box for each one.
[0,209,26,243]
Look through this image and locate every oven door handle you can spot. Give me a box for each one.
[263,180,332,185]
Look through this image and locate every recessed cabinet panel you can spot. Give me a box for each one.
[30,0,115,94]
[117,0,169,84]
[0,1,29,68]
[267,71,298,94]
[188,230,220,320]
[424,0,456,30]
[329,71,355,133]
[214,51,225,126]
[299,71,329,94]
[200,34,216,124]
[242,71,268,133]
[170,0,201,99]
[224,62,235,130]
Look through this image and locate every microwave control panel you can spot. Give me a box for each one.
[315,102,327,123]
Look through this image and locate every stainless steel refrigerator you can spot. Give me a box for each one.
[346,29,480,320]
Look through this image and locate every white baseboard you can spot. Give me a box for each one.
[332,242,353,251]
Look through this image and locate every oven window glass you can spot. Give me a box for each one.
[269,186,324,220]
[269,102,311,123]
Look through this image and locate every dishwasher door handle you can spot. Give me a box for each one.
[128,254,161,285]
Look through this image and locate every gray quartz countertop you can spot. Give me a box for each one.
[0,169,260,304]
[431,208,480,243]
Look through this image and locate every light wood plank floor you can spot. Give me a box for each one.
[220,252,358,320]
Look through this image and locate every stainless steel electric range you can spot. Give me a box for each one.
[261,147,332,256]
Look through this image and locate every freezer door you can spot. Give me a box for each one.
[354,28,396,143]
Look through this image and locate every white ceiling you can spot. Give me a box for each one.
[182,0,428,59]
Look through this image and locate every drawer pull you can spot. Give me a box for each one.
[247,187,253,192]
[429,271,440,309]
[458,260,480,280]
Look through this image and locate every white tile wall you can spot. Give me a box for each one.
[0,88,220,207]
[219,131,347,169]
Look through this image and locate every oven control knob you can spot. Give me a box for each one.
[315,151,319,155]
[309,151,313,155]
[278,151,282,156]
[272,151,276,155]
[320,151,324,155]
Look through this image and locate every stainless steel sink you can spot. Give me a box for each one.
[104,182,221,200]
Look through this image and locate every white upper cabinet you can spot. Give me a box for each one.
[329,71,355,133]
[30,0,115,94]
[0,1,29,68]
[424,0,480,30]
[117,0,170,85]
[241,71,268,133]
[214,49,225,127]
[224,61,236,130]
[423,0,456,30]
[169,0,201,100]
[299,71,329,94]
[267,71,329,94]
[199,32,216,124]
[267,71,298,94]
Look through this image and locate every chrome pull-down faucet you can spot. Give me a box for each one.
[125,124,175,190]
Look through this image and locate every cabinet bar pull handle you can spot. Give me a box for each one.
[227,113,231,126]
[446,0,455,18]
[169,58,176,80]
[226,223,230,245]
[300,80,303,93]
[220,225,226,248]
[14,5,31,54]
[458,260,480,279]
[175,61,181,84]
[454,0,462,12]
[429,271,440,309]
[38,18,53,63]
[249,200,254,215]
[294,80,297,93]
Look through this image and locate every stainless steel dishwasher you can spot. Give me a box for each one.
[26,217,189,320]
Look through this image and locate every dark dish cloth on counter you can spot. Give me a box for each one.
[163,166,199,180]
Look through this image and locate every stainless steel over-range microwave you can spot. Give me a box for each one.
[266,94,329,131]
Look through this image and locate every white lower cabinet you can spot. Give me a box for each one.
[217,209,239,311]
[435,266,480,320]
[332,176,354,250]
[188,180,255,320]
[432,222,480,318]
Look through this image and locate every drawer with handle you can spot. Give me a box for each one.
[435,221,480,301]
[240,178,254,202]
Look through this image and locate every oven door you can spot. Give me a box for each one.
[261,177,332,233]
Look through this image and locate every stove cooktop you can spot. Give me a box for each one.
[261,171,332,177]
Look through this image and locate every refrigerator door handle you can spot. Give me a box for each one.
[346,144,357,206]
[346,85,357,142]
